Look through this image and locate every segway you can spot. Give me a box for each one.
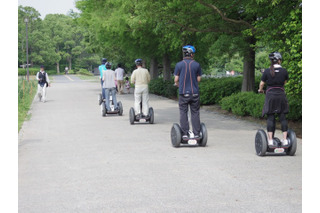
[255,129,297,156]
[98,93,103,105]
[101,95,123,117]
[129,100,154,124]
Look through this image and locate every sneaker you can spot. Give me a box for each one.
[281,139,288,146]
[182,135,189,140]
[268,139,274,146]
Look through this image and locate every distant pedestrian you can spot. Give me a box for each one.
[115,63,125,94]
[125,76,131,94]
[64,66,68,74]
[36,65,50,103]
[174,45,202,140]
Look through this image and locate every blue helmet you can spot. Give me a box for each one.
[135,59,143,66]
[182,45,196,56]
[101,58,107,64]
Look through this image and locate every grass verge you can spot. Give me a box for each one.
[18,79,37,131]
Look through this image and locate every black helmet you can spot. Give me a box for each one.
[105,62,112,69]
[135,59,143,66]
[182,45,196,57]
[101,58,107,64]
[269,52,282,63]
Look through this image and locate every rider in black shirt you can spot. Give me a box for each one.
[258,52,289,146]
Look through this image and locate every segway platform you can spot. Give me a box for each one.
[129,107,154,124]
[171,123,208,147]
[255,129,297,156]
[101,95,123,117]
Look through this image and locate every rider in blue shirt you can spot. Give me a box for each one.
[99,58,107,99]
[174,45,202,139]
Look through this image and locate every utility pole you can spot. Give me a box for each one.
[24,17,29,82]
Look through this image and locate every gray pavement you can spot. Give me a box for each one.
[19,75,302,213]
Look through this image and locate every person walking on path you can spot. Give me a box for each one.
[131,59,151,118]
[36,65,50,103]
[103,62,118,111]
[258,52,289,146]
[99,58,107,100]
[115,63,125,94]
[174,45,202,139]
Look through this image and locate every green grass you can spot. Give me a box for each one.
[76,74,99,81]
[18,79,37,131]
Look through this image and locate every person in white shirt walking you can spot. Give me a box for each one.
[36,65,50,103]
[115,63,125,94]
[131,59,151,118]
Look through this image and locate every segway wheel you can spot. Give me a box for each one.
[129,107,135,124]
[98,93,102,105]
[286,129,297,156]
[199,123,208,147]
[171,123,182,148]
[255,129,268,156]
[118,102,123,116]
[148,107,154,124]
[101,102,106,117]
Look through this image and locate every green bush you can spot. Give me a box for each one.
[199,77,243,104]
[18,67,57,76]
[220,92,302,121]
[149,78,178,99]
[77,69,93,76]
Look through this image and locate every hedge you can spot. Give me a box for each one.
[149,78,177,99]
[220,92,302,121]
[18,68,57,76]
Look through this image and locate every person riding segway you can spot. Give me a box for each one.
[171,45,208,147]
[255,52,297,156]
[129,59,154,124]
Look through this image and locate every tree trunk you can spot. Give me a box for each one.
[163,53,171,81]
[149,58,158,80]
[69,57,72,70]
[241,36,256,92]
[56,62,60,74]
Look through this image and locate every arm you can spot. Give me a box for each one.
[174,75,179,87]
[197,76,201,82]
[131,72,135,84]
[36,72,40,81]
[258,81,265,93]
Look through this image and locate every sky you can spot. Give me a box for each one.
[18,0,80,19]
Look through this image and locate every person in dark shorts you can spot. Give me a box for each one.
[258,52,289,146]
[174,45,202,140]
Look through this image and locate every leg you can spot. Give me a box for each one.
[279,113,288,140]
[111,87,118,108]
[120,80,124,94]
[37,84,42,101]
[142,87,150,116]
[105,88,111,111]
[190,95,201,135]
[117,80,121,94]
[179,95,190,136]
[101,79,105,99]
[42,84,47,102]
[267,114,276,140]
[134,87,142,114]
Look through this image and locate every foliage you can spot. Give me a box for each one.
[220,92,302,120]
[18,67,57,76]
[18,6,100,73]
[18,79,37,131]
[149,78,178,99]
[77,69,93,76]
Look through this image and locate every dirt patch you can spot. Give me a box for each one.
[202,105,302,139]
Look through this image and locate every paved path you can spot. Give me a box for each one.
[19,75,302,212]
